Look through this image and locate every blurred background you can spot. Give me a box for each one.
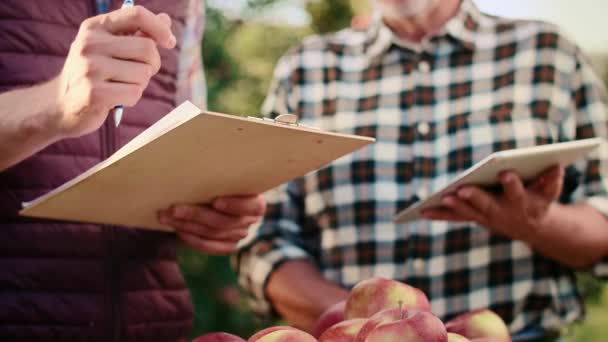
[178,0,608,340]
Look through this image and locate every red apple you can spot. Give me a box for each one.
[354,307,404,342]
[319,318,367,342]
[448,332,471,341]
[193,332,246,342]
[364,309,447,342]
[313,300,347,338]
[445,309,510,342]
[255,329,317,342]
[248,326,297,342]
[344,277,431,319]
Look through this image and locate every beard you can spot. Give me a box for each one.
[373,0,439,18]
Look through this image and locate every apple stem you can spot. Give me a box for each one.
[398,300,404,319]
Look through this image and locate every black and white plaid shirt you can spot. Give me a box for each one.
[234,0,608,333]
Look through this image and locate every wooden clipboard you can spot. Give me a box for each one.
[20,101,375,231]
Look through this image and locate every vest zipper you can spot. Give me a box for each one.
[101,117,121,342]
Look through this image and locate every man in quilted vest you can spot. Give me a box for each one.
[0,1,265,341]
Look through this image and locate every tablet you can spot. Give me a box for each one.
[393,138,604,224]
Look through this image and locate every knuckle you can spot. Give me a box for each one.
[257,198,267,215]
[88,83,105,105]
[151,49,161,74]
[139,39,161,74]
[142,38,156,55]
[77,31,98,56]
[80,17,96,31]
[131,5,147,20]
[82,59,99,78]
[125,86,144,107]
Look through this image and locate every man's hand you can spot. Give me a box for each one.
[422,165,564,242]
[158,195,267,255]
[53,6,176,138]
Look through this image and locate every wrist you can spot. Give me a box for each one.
[19,77,65,142]
[526,202,562,247]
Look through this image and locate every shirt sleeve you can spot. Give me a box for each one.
[175,0,206,109]
[232,52,319,316]
[559,47,608,279]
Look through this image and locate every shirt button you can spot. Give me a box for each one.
[413,258,425,273]
[418,60,431,73]
[417,122,430,136]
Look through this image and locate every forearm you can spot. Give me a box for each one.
[528,202,608,268]
[266,260,349,332]
[0,78,62,171]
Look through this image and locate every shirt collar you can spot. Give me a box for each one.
[364,0,482,57]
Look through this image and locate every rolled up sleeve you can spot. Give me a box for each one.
[560,48,608,278]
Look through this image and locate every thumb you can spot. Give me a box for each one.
[539,165,564,200]
[157,13,172,29]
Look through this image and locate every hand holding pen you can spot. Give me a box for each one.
[49,4,176,139]
[112,0,135,127]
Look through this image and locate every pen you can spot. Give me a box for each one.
[113,0,135,127]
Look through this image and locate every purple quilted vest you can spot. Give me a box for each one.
[0,1,195,340]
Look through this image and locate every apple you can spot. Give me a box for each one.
[448,332,471,341]
[255,329,317,342]
[248,326,297,342]
[193,332,246,342]
[364,309,447,342]
[344,277,431,319]
[312,300,347,338]
[445,309,510,342]
[319,318,367,342]
[354,307,404,342]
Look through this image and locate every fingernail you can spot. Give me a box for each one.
[168,34,176,47]
[214,200,227,211]
[159,216,169,225]
[441,196,454,206]
[458,188,472,198]
[173,206,188,219]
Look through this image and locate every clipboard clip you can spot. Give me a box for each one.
[247,114,319,129]
[275,114,299,126]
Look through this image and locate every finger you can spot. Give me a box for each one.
[171,204,260,230]
[159,214,250,241]
[538,165,564,200]
[99,36,161,74]
[102,6,176,48]
[456,186,498,217]
[157,13,172,28]
[133,13,171,41]
[99,56,152,85]
[96,81,144,108]
[500,171,526,204]
[177,232,239,256]
[440,196,487,224]
[213,195,267,217]
[529,164,560,190]
[421,207,472,222]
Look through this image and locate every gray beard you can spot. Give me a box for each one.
[372,0,435,18]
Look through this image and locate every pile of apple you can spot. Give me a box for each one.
[193,277,511,342]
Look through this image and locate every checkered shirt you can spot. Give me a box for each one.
[96,0,206,108]
[234,0,608,333]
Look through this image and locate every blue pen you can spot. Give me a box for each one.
[113,0,135,127]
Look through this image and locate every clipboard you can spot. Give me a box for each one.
[20,101,375,231]
[393,138,604,224]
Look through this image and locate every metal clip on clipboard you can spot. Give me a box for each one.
[247,114,319,129]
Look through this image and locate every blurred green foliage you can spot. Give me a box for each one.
[306,0,353,34]
[179,1,607,340]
